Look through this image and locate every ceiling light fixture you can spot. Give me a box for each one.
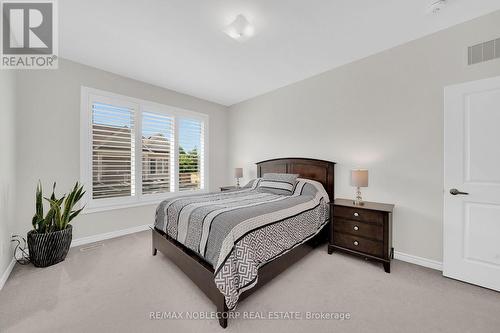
[427,0,447,14]
[224,14,254,41]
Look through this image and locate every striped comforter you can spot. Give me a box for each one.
[154,178,330,309]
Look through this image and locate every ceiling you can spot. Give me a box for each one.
[60,0,500,106]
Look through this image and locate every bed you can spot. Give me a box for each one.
[152,158,335,328]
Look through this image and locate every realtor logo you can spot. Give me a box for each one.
[1,0,58,69]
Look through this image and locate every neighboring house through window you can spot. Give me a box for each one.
[80,87,208,212]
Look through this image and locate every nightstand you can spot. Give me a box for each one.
[220,186,238,192]
[329,198,394,273]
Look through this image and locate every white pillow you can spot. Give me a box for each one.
[257,173,299,195]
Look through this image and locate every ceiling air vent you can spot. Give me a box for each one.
[468,38,500,65]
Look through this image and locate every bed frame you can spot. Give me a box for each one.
[152,158,335,328]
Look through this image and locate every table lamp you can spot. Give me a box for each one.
[235,168,243,188]
[351,169,368,206]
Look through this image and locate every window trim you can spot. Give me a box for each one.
[80,86,210,214]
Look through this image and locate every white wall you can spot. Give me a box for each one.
[14,59,228,240]
[0,71,16,280]
[228,11,500,262]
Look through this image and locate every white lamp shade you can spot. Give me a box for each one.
[351,169,368,187]
[234,168,243,178]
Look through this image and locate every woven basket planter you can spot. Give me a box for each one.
[27,225,72,267]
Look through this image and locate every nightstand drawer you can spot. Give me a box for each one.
[334,233,383,257]
[333,206,384,224]
[333,218,383,241]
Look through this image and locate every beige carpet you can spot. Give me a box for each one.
[1,230,499,333]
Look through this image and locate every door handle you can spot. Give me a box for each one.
[450,188,469,195]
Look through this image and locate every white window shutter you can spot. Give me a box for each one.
[178,118,204,191]
[142,111,174,195]
[82,87,209,212]
[91,102,135,199]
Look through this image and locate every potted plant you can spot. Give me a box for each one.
[28,181,85,267]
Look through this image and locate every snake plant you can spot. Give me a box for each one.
[32,181,85,233]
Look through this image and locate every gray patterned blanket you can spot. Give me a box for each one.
[154,178,329,309]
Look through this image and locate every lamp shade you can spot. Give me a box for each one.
[234,168,243,178]
[350,169,368,187]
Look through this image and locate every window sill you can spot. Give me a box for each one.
[82,189,209,215]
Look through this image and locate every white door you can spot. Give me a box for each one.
[444,76,500,291]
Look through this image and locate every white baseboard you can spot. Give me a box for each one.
[0,258,16,290]
[71,224,152,248]
[0,225,151,290]
[394,251,443,271]
[3,228,443,290]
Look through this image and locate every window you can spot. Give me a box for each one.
[91,102,135,199]
[81,87,209,212]
[141,111,173,195]
[178,118,204,191]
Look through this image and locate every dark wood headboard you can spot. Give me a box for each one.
[256,158,335,201]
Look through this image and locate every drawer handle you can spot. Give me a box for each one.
[353,212,359,217]
[353,241,359,246]
[353,225,359,231]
